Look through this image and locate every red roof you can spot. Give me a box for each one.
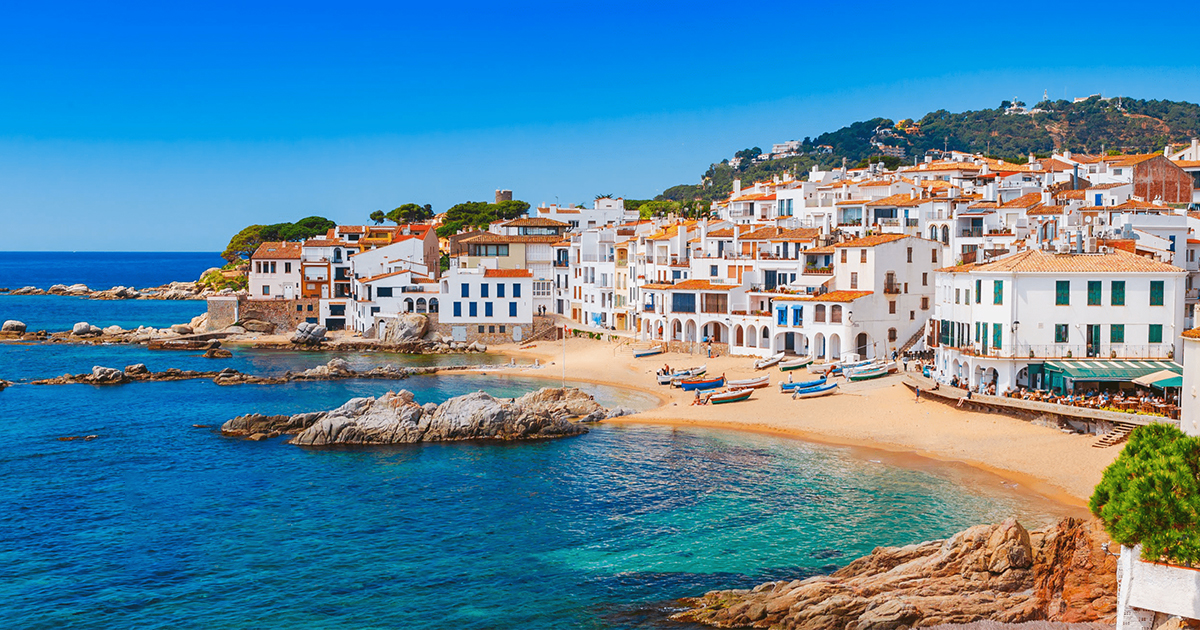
[251,241,302,260]
[483,269,532,278]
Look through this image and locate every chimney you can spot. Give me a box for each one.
[1064,150,1072,160]
[1028,153,1035,164]
[924,155,933,164]
[1192,138,1199,158]
[733,179,741,196]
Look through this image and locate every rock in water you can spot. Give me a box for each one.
[241,319,275,333]
[291,322,327,345]
[123,364,149,375]
[2,320,26,333]
[221,387,601,446]
[90,366,127,384]
[72,322,95,336]
[673,517,1118,629]
[380,314,428,342]
[203,348,233,359]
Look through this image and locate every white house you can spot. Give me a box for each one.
[248,241,302,299]
[932,246,1186,394]
[439,268,534,343]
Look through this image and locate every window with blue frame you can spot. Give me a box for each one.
[672,293,695,313]
[509,302,517,317]
[792,306,802,326]
[777,308,787,326]
[453,302,462,317]
[513,283,521,298]
[485,302,493,317]
[481,283,489,298]
[497,283,505,298]
[469,302,477,317]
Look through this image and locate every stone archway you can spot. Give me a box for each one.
[747,325,757,348]
[735,325,744,347]
[814,332,825,359]
[829,334,841,360]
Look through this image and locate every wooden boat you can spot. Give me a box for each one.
[780,376,826,391]
[725,375,770,389]
[813,358,870,376]
[680,375,725,391]
[707,388,753,404]
[754,353,785,370]
[658,365,706,385]
[633,347,664,358]
[778,356,813,372]
[792,382,839,398]
[846,362,894,381]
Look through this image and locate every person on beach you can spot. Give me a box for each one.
[915,385,921,402]
[692,391,704,405]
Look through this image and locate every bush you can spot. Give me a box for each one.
[1089,423,1200,565]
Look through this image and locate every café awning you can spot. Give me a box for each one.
[1132,369,1183,389]
[1043,360,1181,383]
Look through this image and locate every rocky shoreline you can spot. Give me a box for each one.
[673,517,1116,629]
[23,358,526,387]
[2,281,214,301]
[221,386,632,446]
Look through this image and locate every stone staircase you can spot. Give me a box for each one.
[898,325,927,355]
[1093,422,1136,448]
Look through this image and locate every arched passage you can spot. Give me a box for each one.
[829,334,841,360]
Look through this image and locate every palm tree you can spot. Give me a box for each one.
[595,193,615,200]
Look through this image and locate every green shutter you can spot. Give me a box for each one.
[1111,281,1125,306]
[1056,280,1070,305]
[1087,281,1101,305]
[1149,324,1163,344]
[993,280,1003,305]
[1110,324,1124,343]
[1055,324,1068,343]
[992,322,1002,349]
[975,279,981,304]
[1150,281,1164,306]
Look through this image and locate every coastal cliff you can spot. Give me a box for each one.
[673,517,1117,629]
[222,387,629,445]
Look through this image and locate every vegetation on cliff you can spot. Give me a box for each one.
[221,216,336,262]
[659,96,1200,202]
[1089,423,1200,565]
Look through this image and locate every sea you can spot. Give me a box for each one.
[0,253,1068,629]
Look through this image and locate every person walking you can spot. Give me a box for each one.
[915,385,921,402]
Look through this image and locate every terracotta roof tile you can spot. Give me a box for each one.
[483,269,532,278]
[835,234,911,248]
[251,241,302,260]
[775,290,873,302]
[641,279,735,291]
[971,248,1182,274]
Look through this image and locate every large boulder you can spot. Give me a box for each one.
[222,387,599,446]
[92,286,140,300]
[90,366,127,384]
[241,319,275,333]
[67,283,90,295]
[72,322,96,336]
[2,320,26,333]
[102,325,126,335]
[203,348,233,359]
[10,286,44,295]
[291,322,327,346]
[189,313,210,333]
[674,517,1118,629]
[170,324,193,335]
[380,314,428,343]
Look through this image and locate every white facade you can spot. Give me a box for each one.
[439,268,534,339]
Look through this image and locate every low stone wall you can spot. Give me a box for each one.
[429,320,534,346]
[1117,545,1200,630]
[659,340,730,357]
[205,297,239,331]
[229,297,319,332]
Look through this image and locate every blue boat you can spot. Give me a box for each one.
[633,348,664,358]
[780,376,826,391]
[792,382,839,399]
[680,375,725,391]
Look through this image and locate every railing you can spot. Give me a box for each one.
[906,219,920,227]
[1187,288,1200,300]
[656,256,670,265]
[961,228,984,238]
[804,266,834,275]
[643,305,656,312]
[944,343,1175,360]
[878,218,900,227]
[700,306,727,314]
[884,284,902,295]
[553,261,569,267]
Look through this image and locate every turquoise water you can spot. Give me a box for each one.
[0,294,1067,629]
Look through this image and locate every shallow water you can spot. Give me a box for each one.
[0,288,1069,629]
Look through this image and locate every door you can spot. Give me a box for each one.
[284,285,294,299]
[1086,324,1100,357]
[764,270,778,290]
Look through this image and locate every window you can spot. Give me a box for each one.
[888,328,897,342]
[671,293,695,313]
[469,302,478,317]
[481,283,489,298]
[920,297,929,310]
[329,304,345,316]
[284,262,291,273]
[860,249,867,263]
[489,325,495,333]
[907,247,913,263]
[496,283,505,298]
[376,287,393,298]
[932,248,938,263]
[485,302,493,317]
[993,280,1003,305]
[889,301,896,314]
[1055,280,1069,305]
[965,290,970,303]
[850,272,858,289]
[955,289,960,304]
[468,244,509,257]
[922,272,928,286]
[910,310,915,321]
[792,307,802,327]
[830,305,842,323]
[307,304,313,312]
[777,308,787,326]
[461,284,470,298]
[992,323,1001,349]
[841,250,847,263]
[1111,281,1125,306]
[1149,324,1163,344]
[1087,281,1101,306]
[513,283,522,298]
[1110,324,1124,343]
[1150,281,1164,306]
[478,325,485,333]
[815,304,826,322]
[499,326,505,333]
[1055,324,1068,343]
[710,265,718,277]
[509,302,517,317]
[975,279,981,303]
[262,285,270,295]
[296,305,302,312]
[270,262,276,273]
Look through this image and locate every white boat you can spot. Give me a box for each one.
[792,382,839,398]
[778,356,813,372]
[657,365,706,385]
[846,362,895,381]
[754,353,785,370]
[725,375,770,389]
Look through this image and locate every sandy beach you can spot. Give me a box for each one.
[492,336,1119,509]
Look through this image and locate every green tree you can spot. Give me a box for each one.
[1090,423,1200,565]
[369,210,386,224]
[385,203,432,224]
[222,224,267,262]
[279,216,336,242]
[220,216,335,262]
[494,199,530,220]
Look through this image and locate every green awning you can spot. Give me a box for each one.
[1151,376,1183,389]
[1043,360,1182,383]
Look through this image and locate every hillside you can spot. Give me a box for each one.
[658,96,1200,202]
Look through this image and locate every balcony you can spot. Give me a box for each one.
[945,343,1175,360]
[884,283,902,295]
[877,218,900,227]
[961,228,984,238]
[804,266,834,275]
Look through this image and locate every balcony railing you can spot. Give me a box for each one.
[884,283,902,295]
[945,343,1175,360]
[961,228,984,238]
[804,266,834,275]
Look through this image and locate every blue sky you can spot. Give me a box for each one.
[2,1,1199,251]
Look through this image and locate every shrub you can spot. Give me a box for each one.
[1089,423,1200,565]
